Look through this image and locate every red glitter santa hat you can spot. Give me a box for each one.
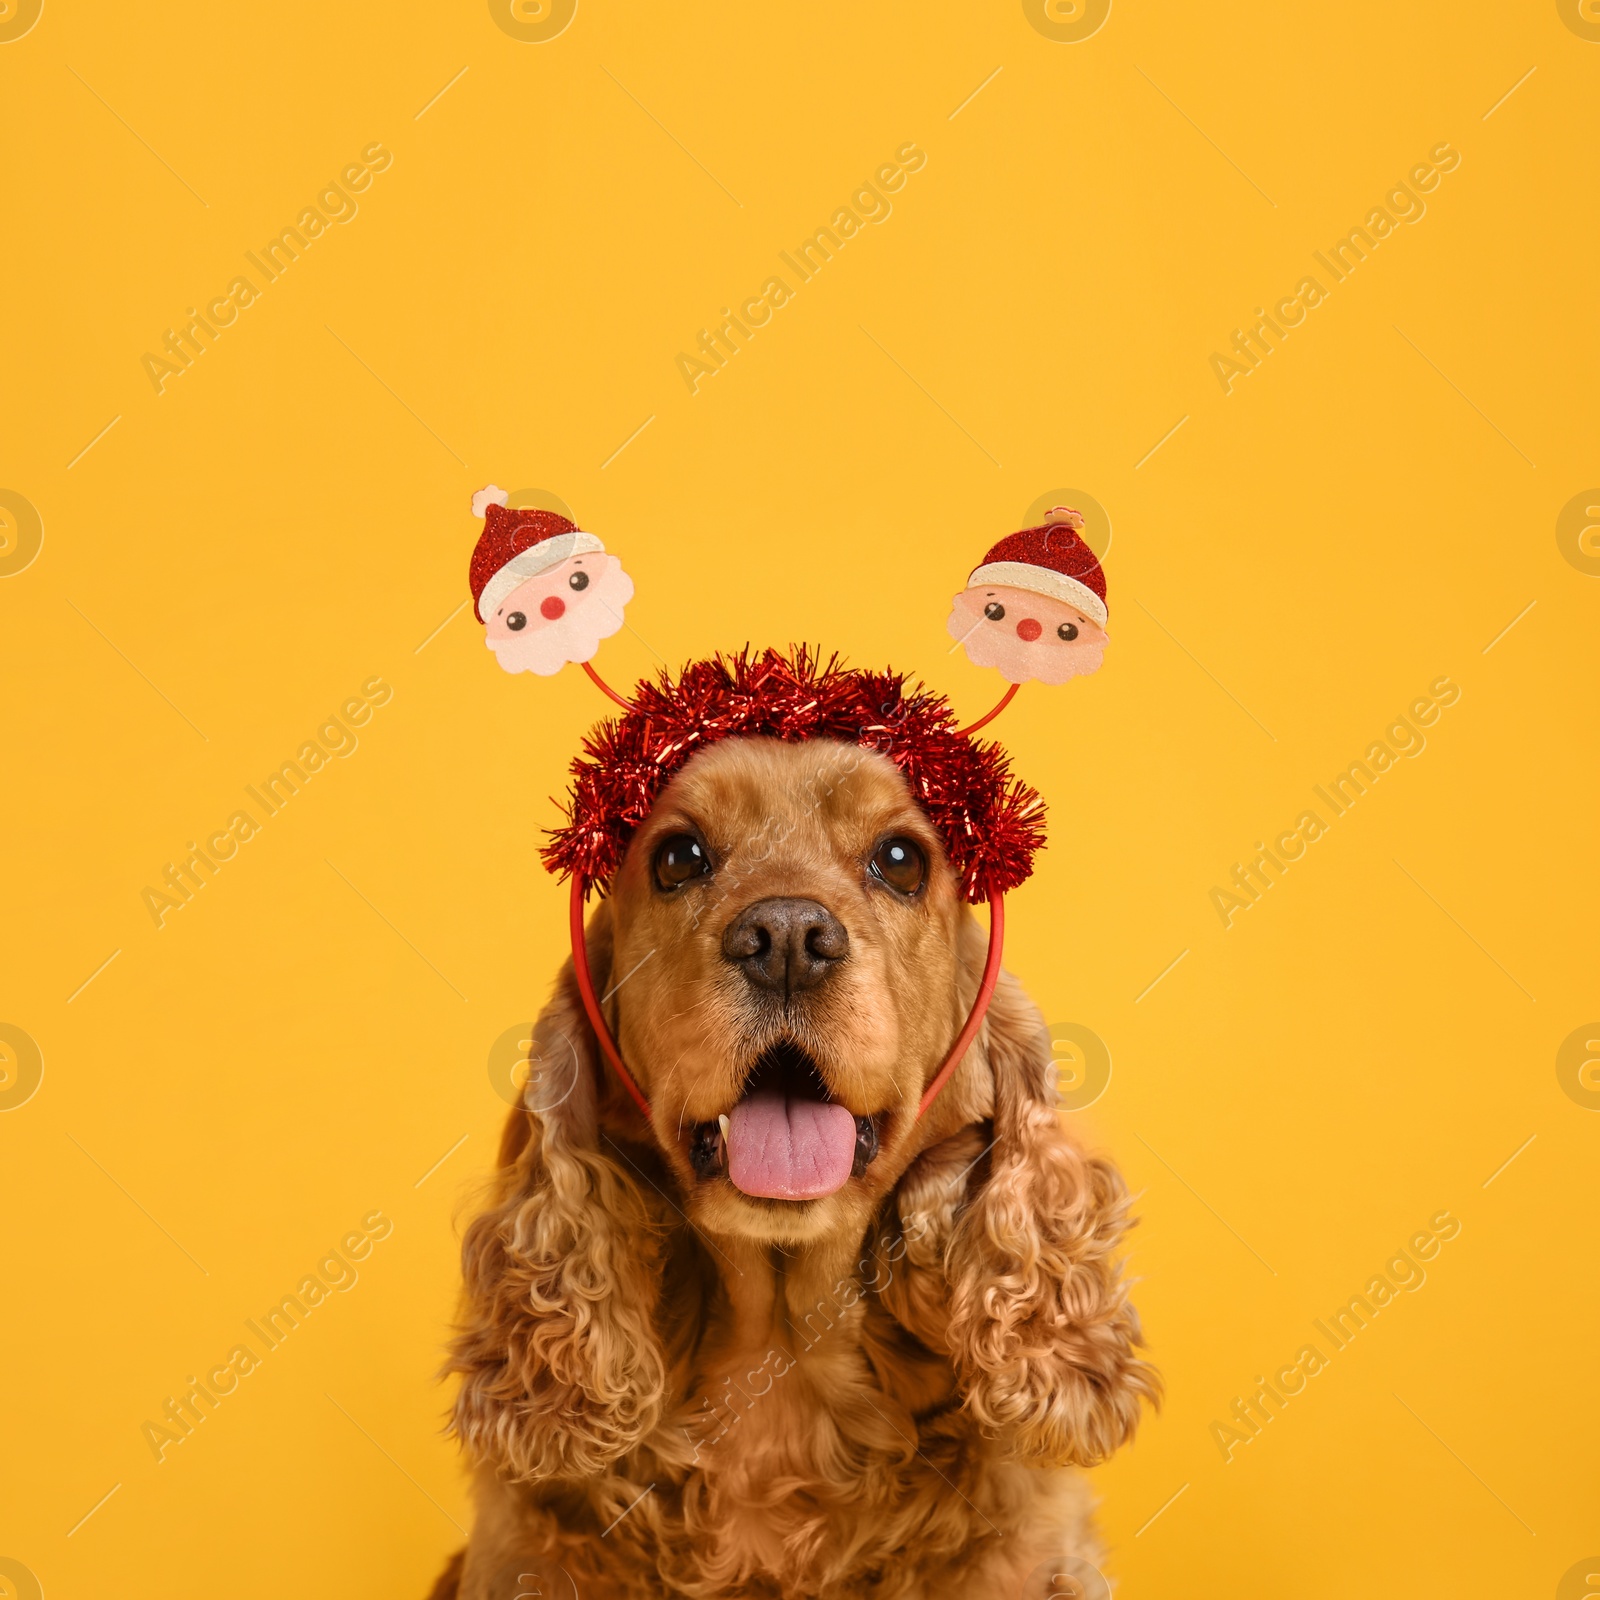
[468,485,605,623]
[967,506,1108,628]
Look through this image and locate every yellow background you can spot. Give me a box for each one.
[2,1,1596,1595]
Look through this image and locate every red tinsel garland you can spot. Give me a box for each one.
[541,645,1047,903]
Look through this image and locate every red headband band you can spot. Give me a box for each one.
[466,490,1113,1130]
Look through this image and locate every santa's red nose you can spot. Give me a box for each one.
[540,596,566,620]
[1016,618,1042,642]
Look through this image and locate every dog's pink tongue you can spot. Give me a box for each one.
[726,1090,857,1200]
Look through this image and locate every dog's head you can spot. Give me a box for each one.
[603,735,979,1242]
[449,735,1154,1484]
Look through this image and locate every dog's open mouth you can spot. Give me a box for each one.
[689,1040,880,1201]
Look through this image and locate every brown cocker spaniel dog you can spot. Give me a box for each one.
[433,736,1156,1599]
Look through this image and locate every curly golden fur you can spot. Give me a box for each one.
[437,738,1156,1598]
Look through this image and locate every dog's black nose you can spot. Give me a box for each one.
[722,898,848,996]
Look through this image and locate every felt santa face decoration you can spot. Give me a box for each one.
[468,487,634,676]
[947,507,1109,686]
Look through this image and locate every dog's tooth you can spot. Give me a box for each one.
[718,1114,731,1144]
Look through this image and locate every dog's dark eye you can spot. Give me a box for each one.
[983,601,1005,621]
[1058,621,1078,641]
[870,837,925,896]
[506,611,526,631]
[569,569,590,591]
[653,834,709,891]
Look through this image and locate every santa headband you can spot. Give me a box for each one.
[466,491,1110,1122]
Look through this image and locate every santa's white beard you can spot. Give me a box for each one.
[488,564,634,676]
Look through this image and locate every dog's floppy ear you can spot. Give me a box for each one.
[448,908,668,1481]
[944,966,1159,1466]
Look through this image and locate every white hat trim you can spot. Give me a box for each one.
[478,531,605,621]
[967,560,1108,628]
